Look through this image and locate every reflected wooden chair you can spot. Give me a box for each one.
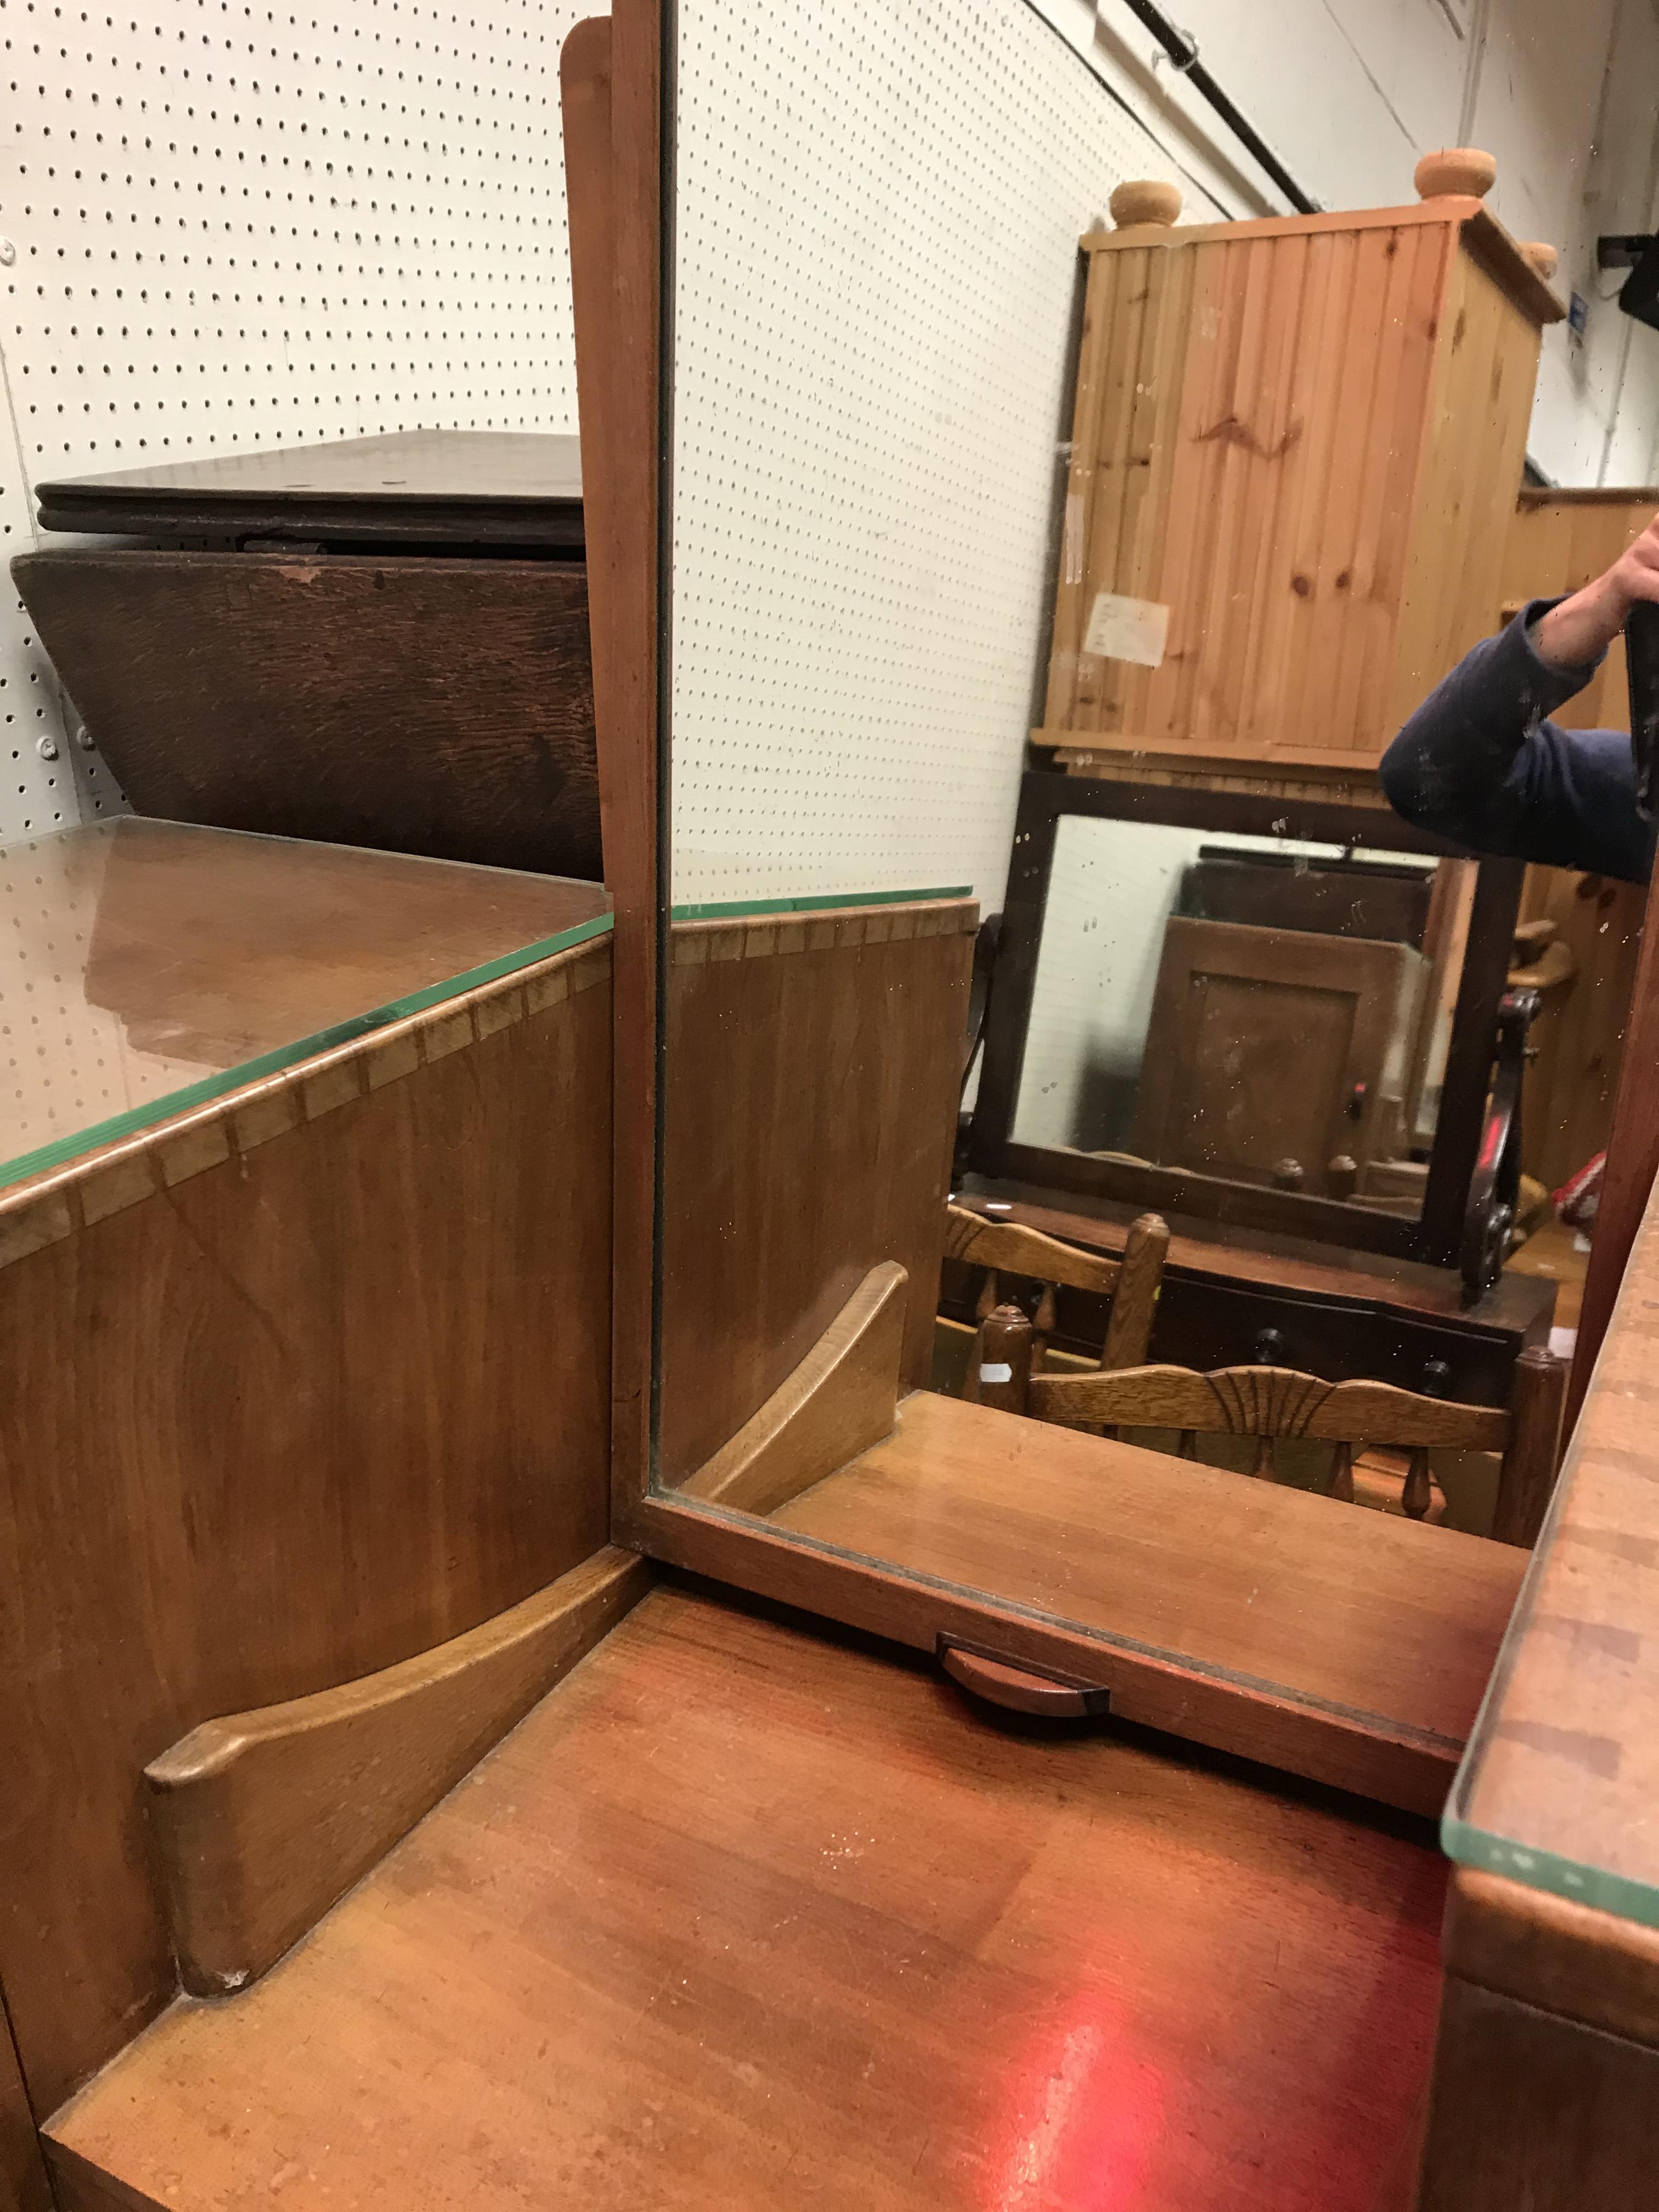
[944,1203,1169,1384]
[969,1305,1566,1548]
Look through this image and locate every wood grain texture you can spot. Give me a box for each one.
[1513,866,1643,1194]
[0,952,613,2115]
[1028,1360,1511,1446]
[1567,854,1659,1435]
[1417,1974,1659,2212]
[146,1548,652,1999]
[942,1202,1122,1295]
[938,1643,1113,1717]
[1044,205,1543,765]
[1457,1169,1659,1912]
[1389,251,1541,744]
[44,1586,1449,2212]
[762,1387,1524,1810]
[1128,916,1426,1186]
[1500,487,1657,737]
[1,2006,51,2212]
[659,902,975,1485]
[1444,1868,1659,2048]
[14,550,603,880]
[561,2,661,1538]
[680,1264,907,1516]
[1101,1210,1170,1366]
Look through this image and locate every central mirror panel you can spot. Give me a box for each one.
[650,0,1553,1804]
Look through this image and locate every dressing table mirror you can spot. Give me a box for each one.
[610,0,1566,1821]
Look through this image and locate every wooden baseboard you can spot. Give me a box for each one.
[145,1545,653,1996]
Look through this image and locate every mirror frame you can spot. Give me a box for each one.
[579,0,1525,1822]
[967,766,1526,1269]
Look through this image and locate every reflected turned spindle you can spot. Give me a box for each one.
[1403,1358,1452,1520]
[968,1304,1034,1416]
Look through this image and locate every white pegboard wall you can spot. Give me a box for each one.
[0,0,592,846]
[668,0,1225,910]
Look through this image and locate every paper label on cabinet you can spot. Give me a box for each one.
[979,1362,1013,1385]
[1083,591,1170,668]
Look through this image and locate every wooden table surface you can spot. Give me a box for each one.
[48,1584,1444,2212]
[774,1391,1525,1756]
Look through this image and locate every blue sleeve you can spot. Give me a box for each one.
[1378,597,1655,884]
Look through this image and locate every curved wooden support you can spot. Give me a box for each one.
[679,1262,909,1517]
[145,1545,653,1997]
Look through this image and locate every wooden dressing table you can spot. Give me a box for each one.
[1,10,1644,2211]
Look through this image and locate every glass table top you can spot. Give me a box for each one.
[1,818,612,1193]
[1442,1176,1659,1927]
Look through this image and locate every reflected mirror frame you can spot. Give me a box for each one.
[966,768,1526,1276]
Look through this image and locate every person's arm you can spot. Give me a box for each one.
[1534,512,1659,670]
[1377,512,1659,884]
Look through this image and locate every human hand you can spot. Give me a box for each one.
[1534,511,1659,670]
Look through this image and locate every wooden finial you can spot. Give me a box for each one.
[1520,241,1560,281]
[1414,147,1498,201]
[1110,178,1183,229]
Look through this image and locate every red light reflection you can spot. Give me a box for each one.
[986,1993,1167,2212]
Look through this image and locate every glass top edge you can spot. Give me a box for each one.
[1441,1813,1659,1931]
[670,885,974,919]
[13,816,614,900]
[0,911,613,1201]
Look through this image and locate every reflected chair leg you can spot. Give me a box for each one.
[1402,1445,1433,1520]
[1330,1440,1356,1504]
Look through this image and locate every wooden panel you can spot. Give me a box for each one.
[1513,866,1644,1193]
[680,1264,907,1516]
[146,1548,652,1998]
[561,1,662,1539]
[1417,1975,1659,2212]
[1460,1163,1659,1903]
[1568,857,1659,1431]
[766,1387,1523,1805]
[1444,1869,1659,2049]
[659,901,975,1485]
[1,2009,51,2212]
[0,946,614,2114]
[1499,487,1659,734]
[1388,253,1541,744]
[45,1586,1448,2212]
[1129,916,1425,1187]
[14,551,603,881]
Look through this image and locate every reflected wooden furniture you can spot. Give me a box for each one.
[1500,484,1657,738]
[659,900,977,1485]
[1129,915,1428,1190]
[944,1188,1554,1416]
[969,770,1527,1280]
[943,1200,1168,1374]
[988,1321,1565,1543]
[1037,163,1562,770]
[13,429,602,882]
[38,1587,1447,2212]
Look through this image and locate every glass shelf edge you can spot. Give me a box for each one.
[0,911,614,1198]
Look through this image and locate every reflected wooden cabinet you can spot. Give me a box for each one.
[1039,163,1564,770]
[1130,917,1427,1192]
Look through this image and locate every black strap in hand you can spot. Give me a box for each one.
[1629,600,1659,821]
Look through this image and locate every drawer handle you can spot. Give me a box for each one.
[939,1640,1111,1719]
